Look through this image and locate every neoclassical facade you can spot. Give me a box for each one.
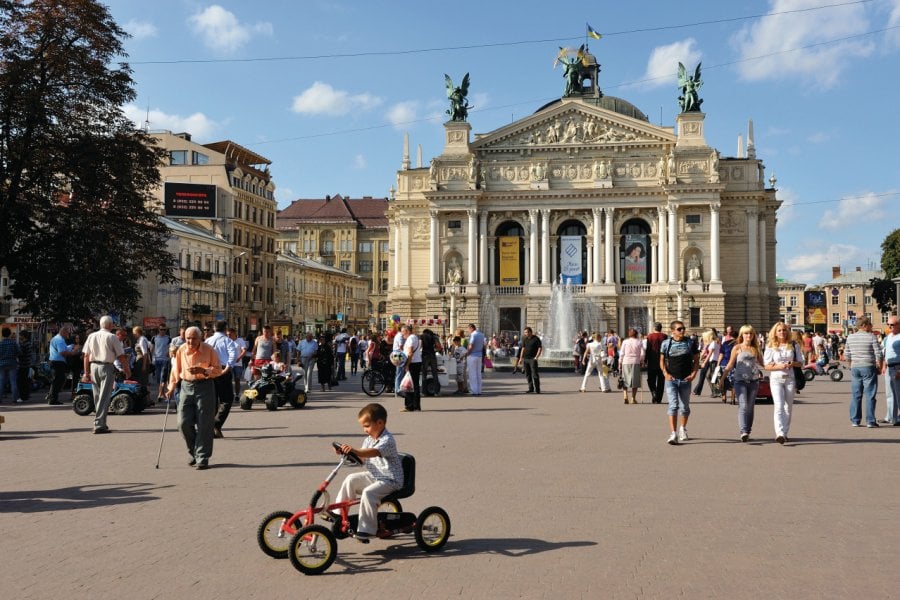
[388,78,780,337]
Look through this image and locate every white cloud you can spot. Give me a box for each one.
[188,5,272,54]
[291,82,382,116]
[887,0,900,48]
[807,131,829,144]
[639,39,702,88]
[731,0,873,87]
[774,186,798,228]
[386,101,419,128]
[124,19,157,40]
[354,154,367,170]
[123,103,220,140]
[786,244,862,273]
[819,191,890,230]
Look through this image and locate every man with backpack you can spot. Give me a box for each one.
[420,328,442,397]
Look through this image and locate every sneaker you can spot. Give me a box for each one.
[775,435,786,444]
[195,461,209,470]
[667,432,679,445]
[740,433,749,443]
[48,399,62,405]
[866,422,879,428]
[93,426,110,434]
[15,398,25,404]
[188,458,197,467]
[354,531,372,543]
[678,427,689,442]
[850,423,861,427]
[213,427,224,438]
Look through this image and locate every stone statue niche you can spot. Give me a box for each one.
[446,254,464,285]
[685,252,703,283]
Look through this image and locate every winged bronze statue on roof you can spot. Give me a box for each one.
[677,62,703,113]
[445,73,471,122]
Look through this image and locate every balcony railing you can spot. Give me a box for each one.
[493,286,523,295]
[192,270,213,281]
[621,284,652,294]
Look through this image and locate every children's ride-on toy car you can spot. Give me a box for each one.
[802,359,844,382]
[72,379,150,416]
[241,363,305,411]
[257,442,451,575]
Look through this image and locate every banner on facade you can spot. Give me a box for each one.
[498,236,520,285]
[804,290,826,325]
[623,234,648,285]
[559,236,583,284]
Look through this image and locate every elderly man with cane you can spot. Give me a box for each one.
[81,316,130,434]
[166,326,222,470]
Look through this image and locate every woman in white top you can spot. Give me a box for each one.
[763,323,804,444]
[692,329,721,397]
[579,333,611,392]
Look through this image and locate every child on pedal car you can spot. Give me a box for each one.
[334,403,404,541]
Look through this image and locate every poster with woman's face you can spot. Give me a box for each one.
[624,234,647,284]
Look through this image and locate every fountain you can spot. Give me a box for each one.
[539,282,604,370]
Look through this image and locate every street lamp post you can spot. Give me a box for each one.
[235,251,247,331]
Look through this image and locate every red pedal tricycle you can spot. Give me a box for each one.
[257,442,451,575]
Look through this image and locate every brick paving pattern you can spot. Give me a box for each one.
[1,370,898,599]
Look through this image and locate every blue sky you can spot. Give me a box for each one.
[104,0,900,286]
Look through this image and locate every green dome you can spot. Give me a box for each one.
[535,96,649,122]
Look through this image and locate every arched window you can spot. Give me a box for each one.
[620,219,651,285]
[557,219,587,284]
[494,221,525,286]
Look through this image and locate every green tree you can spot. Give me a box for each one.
[870,228,900,313]
[0,0,174,323]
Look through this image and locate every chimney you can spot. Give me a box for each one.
[832,266,841,279]
[855,266,861,272]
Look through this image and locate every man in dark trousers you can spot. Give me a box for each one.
[645,322,668,404]
[516,327,543,394]
[419,328,441,396]
[204,320,237,439]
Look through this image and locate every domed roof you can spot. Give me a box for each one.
[535,95,649,123]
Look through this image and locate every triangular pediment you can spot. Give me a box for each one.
[471,98,674,152]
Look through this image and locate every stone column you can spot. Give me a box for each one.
[523,241,530,285]
[529,209,539,284]
[657,207,667,283]
[651,240,659,284]
[604,207,614,284]
[667,204,678,283]
[709,202,721,282]
[479,211,489,284]
[758,213,767,282]
[429,210,439,285]
[747,208,759,283]
[393,220,402,287]
[400,218,410,287]
[540,209,550,284]
[592,207,602,285]
[467,209,478,284]
[488,240,496,286]
[550,239,558,283]
[586,243,593,285]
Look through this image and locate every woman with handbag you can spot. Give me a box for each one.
[692,329,720,397]
[619,328,645,404]
[763,323,804,444]
[722,325,763,442]
[401,324,422,412]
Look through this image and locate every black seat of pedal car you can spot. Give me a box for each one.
[383,453,415,501]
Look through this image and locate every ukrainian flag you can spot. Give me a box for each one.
[587,23,601,40]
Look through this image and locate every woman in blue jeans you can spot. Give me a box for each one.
[722,325,763,442]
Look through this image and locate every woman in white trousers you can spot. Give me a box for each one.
[580,333,610,392]
[763,323,804,444]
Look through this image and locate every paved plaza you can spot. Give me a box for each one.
[2,369,898,599]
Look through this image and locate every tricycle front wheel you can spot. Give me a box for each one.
[289,524,337,575]
[257,511,298,559]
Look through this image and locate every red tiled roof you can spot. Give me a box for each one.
[277,195,388,230]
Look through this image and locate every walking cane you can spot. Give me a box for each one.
[155,395,172,469]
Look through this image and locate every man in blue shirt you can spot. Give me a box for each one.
[466,323,486,396]
[882,317,900,425]
[205,321,238,439]
[47,324,78,405]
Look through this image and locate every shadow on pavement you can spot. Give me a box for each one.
[214,461,338,469]
[421,408,531,413]
[0,482,171,513]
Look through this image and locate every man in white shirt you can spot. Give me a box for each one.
[82,316,129,434]
[334,328,350,381]
[402,325,422,411]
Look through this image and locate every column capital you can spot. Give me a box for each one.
[429,209,439,219]
[744,206,759,217]
[605,206,615,215]
[592,207,603,218]
[667,202,679,214]
[467,208,478,219]
[540,208,551,219]
[709,201,721,212]
[528,208,539,220]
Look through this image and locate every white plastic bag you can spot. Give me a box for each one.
[399,371,414,392]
